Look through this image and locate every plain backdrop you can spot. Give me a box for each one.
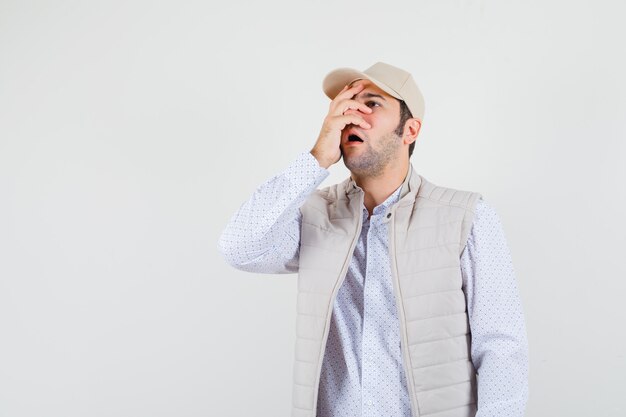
[1,1,625,416]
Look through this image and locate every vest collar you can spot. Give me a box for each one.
[398,163,422,206]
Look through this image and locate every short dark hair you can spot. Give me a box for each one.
[394,99,416,157]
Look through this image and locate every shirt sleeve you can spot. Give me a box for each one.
[217,152,329,274]
[460,197,529,417]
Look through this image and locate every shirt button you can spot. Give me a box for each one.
[366,400,373,406]
[386,213,392,218]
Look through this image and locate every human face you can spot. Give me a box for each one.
[339,79,403,178]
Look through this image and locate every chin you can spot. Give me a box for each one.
[342,157,366,176]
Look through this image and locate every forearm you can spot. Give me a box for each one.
[218,152,329,272]
[473,338,529,417]
[471,310,529,417]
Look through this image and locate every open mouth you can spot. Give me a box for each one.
[347,134,364,143]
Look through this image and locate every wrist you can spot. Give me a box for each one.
[309,149,333,169]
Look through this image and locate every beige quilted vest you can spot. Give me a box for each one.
[293,164,482,417]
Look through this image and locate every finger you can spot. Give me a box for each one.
[333,82,364,102]
[338,114,371,129]
[330,99,372,117]
[332,98,372,117]
[330,84,365,112]
[340,99,372,115]
[331,84,350,102]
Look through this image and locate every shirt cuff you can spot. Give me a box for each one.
[282,151,330,192]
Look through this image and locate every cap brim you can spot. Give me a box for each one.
[322,67,403,101]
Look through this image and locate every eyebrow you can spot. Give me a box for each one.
[355,92,387,101]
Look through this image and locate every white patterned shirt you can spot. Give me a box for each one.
[218,152,529,417]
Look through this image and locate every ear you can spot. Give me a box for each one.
[403,118,421,146]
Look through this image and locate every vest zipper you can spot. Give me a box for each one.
[311,192,365,416]
[389,204,421,417]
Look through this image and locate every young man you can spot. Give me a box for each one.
[219,62,529,417]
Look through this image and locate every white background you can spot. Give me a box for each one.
[1,1,625,416]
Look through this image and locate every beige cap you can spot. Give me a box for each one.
[322,61,425,121]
